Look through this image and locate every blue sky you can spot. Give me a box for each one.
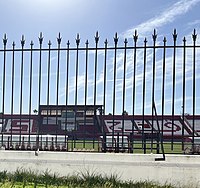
[1,0,200,115]
[1,0,199,46]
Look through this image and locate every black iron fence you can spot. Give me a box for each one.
[0,29,200,156]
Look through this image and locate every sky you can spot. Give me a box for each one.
[0,0,200,115]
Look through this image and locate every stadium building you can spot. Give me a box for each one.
[1,105,200,137]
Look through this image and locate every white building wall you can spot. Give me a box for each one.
[0,151,199,187]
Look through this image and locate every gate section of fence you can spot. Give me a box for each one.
[0,29,200,155]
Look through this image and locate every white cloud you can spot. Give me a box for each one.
[187,19,200,26]
[60,0,200,114]
[122,0,200,38]
[114,0,200,91]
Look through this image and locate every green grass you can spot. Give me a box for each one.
[0,169,175,188]
[67,140,99,151]
[67,139,184,154]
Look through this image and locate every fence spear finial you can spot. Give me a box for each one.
[30,40,34,46]
[173,29,177,41]
[67,40,70,47]
[114,32,118,45]
[133,30,138,43]
[95,31,99,43]
[48,40,52,46]
[3,33,8,46]
[183,36,186,43]
[76,33,80,46]
[57,32,62,45]
[21,35,25,47]
[192,29,197,42]
[104,38,108,45]
[124,38,128,44]
[38,32,43,45]
[163,36,167,43]
[152,29,157,42]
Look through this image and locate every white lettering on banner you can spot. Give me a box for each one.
[104,119,190,136]
[4,119,36,133]
[105,120,134,133]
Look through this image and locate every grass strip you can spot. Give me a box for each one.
[0,169,175,188]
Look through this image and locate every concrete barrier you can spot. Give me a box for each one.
[0,150,200,187]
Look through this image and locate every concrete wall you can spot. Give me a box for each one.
[0,150,200,187]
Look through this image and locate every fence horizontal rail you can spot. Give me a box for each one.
[0,45,199,51]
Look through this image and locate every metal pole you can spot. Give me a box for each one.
[151,29,157,152]
[182,37,186,150]
[28,41,34,146]
[192,29,197,145]
[142,38,147,154]
[2,34,7,146]
[38,33,43,136]
[161,37,166,139]
[65,40,70,149]
[93,32,99,149]
[84,40,89,148]
[132,30,138,151]
[56,33,62,139]
[122,38,128,149]
[103,39,108,116]
[171,29,177,150]
[19,35,25,146]
[74,34,80,148]
[11,41,15,148]
[112,33,118,148]
[47,40,52,129]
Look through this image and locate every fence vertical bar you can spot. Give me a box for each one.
[94,32,99,107]
[56,33,61,141]
[93,32,99,149]
[151,29,157,152]
[171,29,177,150]
[132,30,138,152]
[102,39,108,150]
[19,35,25,147]
[2,34,7,146]
[74,34,80,149]
[84,40,89,148]
[47,40,52,129]
[192,29,197,145]
[182,37,186,151]
[38,33,43,136]
[161,37,166,139]
[65,40,70,150]
[122,38,128,149]
[142,38,147,154]
[103,39,108,116]
[28,41,34,147]
[112,33,118,148]
[10,41,15,148]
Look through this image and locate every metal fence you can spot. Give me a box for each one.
[0,29,200,156]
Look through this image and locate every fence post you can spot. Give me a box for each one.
[116,132,119,153]
[102,133,106,152]
[129,133,133,153]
